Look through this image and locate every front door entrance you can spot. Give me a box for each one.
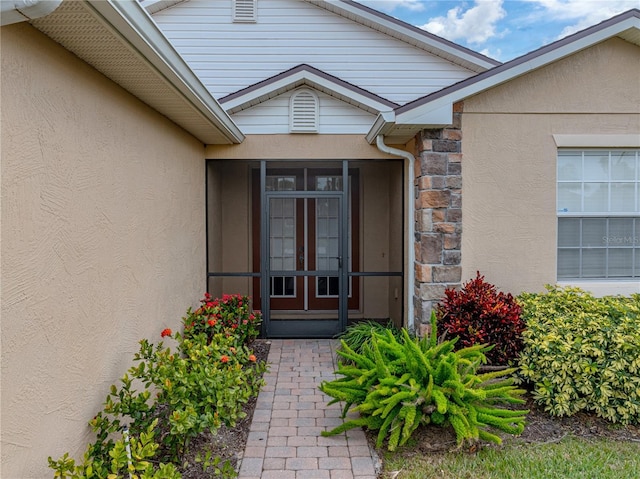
[252,163,359,337]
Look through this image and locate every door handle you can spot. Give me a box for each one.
[336,256,342,268]
[298,246,304,267]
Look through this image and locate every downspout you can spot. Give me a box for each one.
[1,0,62,26]
[375,134,416,333]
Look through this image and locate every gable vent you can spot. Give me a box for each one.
[290,89,319,133]
[233,0,257,22]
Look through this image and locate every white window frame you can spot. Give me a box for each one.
[556,146,640,287]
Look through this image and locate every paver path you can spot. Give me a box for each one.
[238,339,379,479]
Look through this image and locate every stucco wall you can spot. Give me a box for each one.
[1,24,206,477]
[460,38,640,294]
[206,134,393,160]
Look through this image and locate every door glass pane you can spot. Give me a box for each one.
[273,277,283,296]
[266,176,296,191]
[316,176,343,191]
[329,276,339,295]
[284,277,294,295]
[270,197,296,298]
[318,277,327,296]
[271,276,295,296]
[316,198,340,272]
[317,276,350,297]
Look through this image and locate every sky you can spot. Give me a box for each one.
[356,0,639,61]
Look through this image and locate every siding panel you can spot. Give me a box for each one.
[231,90,376,134]
[152,0,475,105]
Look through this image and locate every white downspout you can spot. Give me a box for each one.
[1,0,62,26]
[375,134,415,333]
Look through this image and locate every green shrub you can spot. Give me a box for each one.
[47,420,181,479]
[336,320,410,359]
[437,272,525,365]
[320,312,528,451]
[49,295,268,478]
[517,286,640,424]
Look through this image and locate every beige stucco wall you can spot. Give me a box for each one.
[461,38,640,294]
[206,134,393,159]
[1,24,206,477]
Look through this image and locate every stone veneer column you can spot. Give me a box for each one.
[413,102,463,334]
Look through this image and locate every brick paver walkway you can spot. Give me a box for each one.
[238,339,379,479]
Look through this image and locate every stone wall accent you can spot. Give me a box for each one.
[413,102,463,333]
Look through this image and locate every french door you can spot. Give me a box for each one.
[252,165,359,337]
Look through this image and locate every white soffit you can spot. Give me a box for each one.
[219,65,398,116]
[30,0,243,145]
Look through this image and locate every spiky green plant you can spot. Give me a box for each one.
[336,320,410,360]
[320,312,528,451]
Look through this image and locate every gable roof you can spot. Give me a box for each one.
[368,8,640,145]
[28,0,243,144]
[304,0,500,72]
[142,0,499,73]
[219,64,398,115]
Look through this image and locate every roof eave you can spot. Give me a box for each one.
[87,0,244,144]
[28,0,243,145]
[220,64,398,115]
[377,9,640,143]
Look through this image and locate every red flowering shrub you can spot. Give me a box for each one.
[160,328,172,338]
[436,272,525,365]
[183,293,261,346]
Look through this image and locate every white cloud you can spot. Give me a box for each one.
[418,0,507,44]
[522,0,639,38]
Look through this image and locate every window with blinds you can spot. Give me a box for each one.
[557,149,640,279]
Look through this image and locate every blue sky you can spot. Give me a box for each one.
[357,0,639,61]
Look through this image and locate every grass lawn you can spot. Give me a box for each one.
[381,436,640,479]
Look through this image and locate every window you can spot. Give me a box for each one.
[557,149,640,279]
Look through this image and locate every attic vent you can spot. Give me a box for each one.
[233,0,257,22]
[290,89,319,133]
